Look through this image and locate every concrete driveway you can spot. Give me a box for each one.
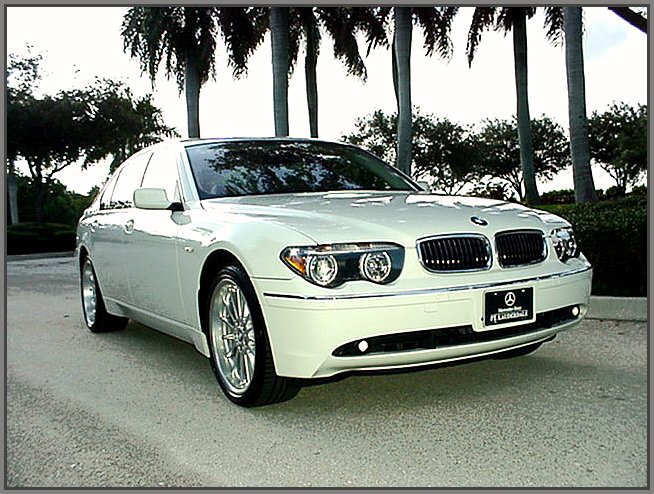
[5,256,648,487]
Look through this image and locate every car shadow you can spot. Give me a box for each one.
[93,319,627,420]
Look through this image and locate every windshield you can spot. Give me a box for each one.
[185,140,417,199]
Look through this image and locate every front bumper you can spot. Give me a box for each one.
[256,266,592,379]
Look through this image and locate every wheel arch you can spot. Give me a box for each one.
[197,248,248,337]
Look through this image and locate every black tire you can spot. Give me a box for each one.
[80,257,128,333]
[206,264,300,407]
[493,341,543,360]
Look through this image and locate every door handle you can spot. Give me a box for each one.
[123,219,134,234]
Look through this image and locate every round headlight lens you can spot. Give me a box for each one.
[307,255,338,286]
[360,252,392,283]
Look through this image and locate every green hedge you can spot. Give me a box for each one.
[7,222,77,255]
[539,196,647,297]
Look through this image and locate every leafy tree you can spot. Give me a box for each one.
[474,116,570,201]
[588,102,647,195]
[81,80,178,171]
[121,7,265,138]
[467,7,563,205]
[7,73,177,223]
[343,109,480,194]
[6,49,44,225]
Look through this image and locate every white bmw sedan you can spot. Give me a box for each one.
[76,138,592,406]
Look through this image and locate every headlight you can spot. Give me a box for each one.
[551,227,579,262]
[281,243,404,287]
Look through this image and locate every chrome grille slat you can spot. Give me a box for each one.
[417,235,491,272]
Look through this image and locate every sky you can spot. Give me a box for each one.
[6,6,649,195]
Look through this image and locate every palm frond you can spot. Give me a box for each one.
[414,6,458,59]
[466,7,496,66]
[543,7,564,46]
[317,7,367,80]
[217,7,267,78]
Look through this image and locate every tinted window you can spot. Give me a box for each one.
[185,141,416,199]
[110,152,152,209]
[141,149,181,202]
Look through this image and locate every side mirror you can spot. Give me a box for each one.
[134,188,183,211]
[417,180,430,192]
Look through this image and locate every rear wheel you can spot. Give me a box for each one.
[493,341,543,359]
[207,264,299,406]
[80,257,128,333]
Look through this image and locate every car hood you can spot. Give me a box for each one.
[202,191,569,246]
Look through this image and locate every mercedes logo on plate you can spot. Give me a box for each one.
[470,216,488,226]
[504,291,516,307]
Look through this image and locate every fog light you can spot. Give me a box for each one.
[571,306,580,317]
[358,340,369,353]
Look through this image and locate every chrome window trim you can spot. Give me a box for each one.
[263,265,592,301]
[416,233,493,273]
[494,229,548,268]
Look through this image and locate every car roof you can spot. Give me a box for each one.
[179,137,349,148]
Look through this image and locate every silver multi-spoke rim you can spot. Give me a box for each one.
[210,279,256,396]
[81,260,97,327]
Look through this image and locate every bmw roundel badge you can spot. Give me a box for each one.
[470,216,488,226]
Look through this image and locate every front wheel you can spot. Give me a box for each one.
[80,257,128,333]
[207,264,299,406]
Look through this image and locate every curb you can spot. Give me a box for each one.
[6,251,75,262]
[587,296,648,322]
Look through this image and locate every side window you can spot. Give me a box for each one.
[141,149,182,203]
[99,174,119,210]
[109,152,152,209]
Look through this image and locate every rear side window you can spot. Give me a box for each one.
[99,174,119,210]
[109,152,152,209]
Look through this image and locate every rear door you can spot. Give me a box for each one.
[92,151,152,304]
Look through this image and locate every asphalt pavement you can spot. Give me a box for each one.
[5,256,648,487]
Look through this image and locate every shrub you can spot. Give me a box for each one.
[7,222,76,255]
[539,196,647,297]
[541,189,575,205]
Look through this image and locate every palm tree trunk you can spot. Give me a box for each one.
[271,7,290,137]
[304,17,319,138]
[391,38,399,109]
[512,12,539,205]
[7,159,19,225]
[564,7,598,203]
[185,51,201,138]
[394,7,412,176]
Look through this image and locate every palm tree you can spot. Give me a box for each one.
[122,7,264,139]
[467,7,544,205]
[384,7,458,176]
[563,7,597,203]
[299,8,387,138]
[270,7,387,138]
[270,7,290,137]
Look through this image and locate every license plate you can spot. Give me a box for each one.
[484,287,534,327]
